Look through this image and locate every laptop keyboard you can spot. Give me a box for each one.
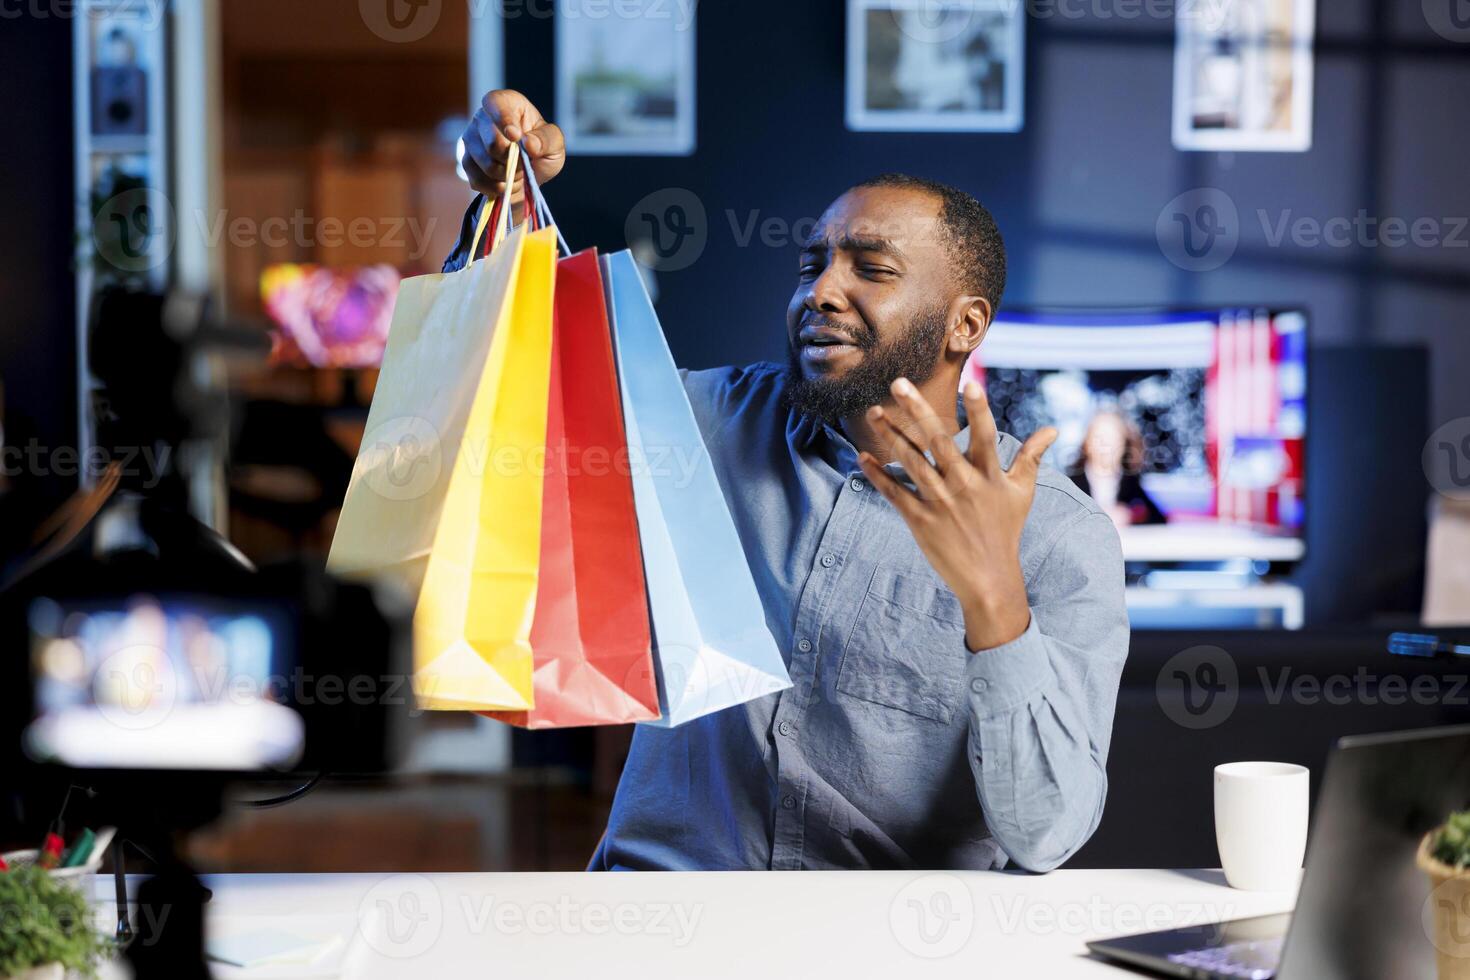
[1166,937,1284,979]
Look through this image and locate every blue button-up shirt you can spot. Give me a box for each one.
[590,361,1129,872]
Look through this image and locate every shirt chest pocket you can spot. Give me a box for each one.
[835,567,970,724]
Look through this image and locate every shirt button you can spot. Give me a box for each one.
[781,795,797,810]
[970,678,989,694]
[820,553,836,568]
[796,638,812,653]
[849,476,866,492]
[778,721,793,737]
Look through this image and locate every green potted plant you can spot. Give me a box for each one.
[0,865,110,979]
[1421,810,1470,980]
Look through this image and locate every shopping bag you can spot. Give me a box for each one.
[329,144,561,711]
[326,216,523,592]
[410,223,557,711]
[601,250,792,726]
[487,248,660,728]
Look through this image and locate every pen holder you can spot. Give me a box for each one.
[7,964,64,980]
[0,848,104,882]
[1419,832,1470,980]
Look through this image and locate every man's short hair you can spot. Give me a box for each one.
[853,172,1007,314]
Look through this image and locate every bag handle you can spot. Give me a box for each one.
[518,142,571,257]
[467,141,523,264]
[477,181,544,260]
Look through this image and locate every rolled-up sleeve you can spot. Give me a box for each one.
[441,194,486,273]
[965,510,1128,872]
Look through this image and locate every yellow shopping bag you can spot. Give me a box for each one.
[329,146,560,711]
[414,225,557,710]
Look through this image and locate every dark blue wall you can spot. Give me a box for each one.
[497,0,1468,622]
[0,12,77,500]
[502,0,1470,433]
[4,1,1465,622]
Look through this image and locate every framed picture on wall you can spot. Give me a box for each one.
[555,0,697,156]
[1172,0,1315,152]
[845,0,1024,133]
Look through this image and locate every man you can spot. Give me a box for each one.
[448,91,1128,872]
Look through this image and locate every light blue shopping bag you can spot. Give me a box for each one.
[601,250,792,726]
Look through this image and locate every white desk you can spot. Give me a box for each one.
[92,869,1298,978]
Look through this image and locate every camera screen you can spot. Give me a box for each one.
[23,595,305,771]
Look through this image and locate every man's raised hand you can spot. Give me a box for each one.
[459,89,566,200]
[856,378,1057,652]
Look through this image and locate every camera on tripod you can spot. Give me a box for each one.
[1,284,414,976]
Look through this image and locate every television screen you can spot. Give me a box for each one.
[23,595,305,770]
[260,263,400,369]
[964,308,1307,563]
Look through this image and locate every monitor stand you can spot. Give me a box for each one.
[1128,564,1304,629]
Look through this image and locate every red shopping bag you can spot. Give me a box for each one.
[486,248,660,727]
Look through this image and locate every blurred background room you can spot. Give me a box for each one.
[2,0,1469,874]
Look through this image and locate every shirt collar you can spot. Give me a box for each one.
[790,394,980,478]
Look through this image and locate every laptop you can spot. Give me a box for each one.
[1088,724,1470,979]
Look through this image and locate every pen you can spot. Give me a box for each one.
[1387,632,1470,659]
[62,828,96,868]
[86,827,117,868]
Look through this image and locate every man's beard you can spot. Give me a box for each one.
[783,307,950,426]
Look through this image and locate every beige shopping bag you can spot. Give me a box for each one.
[329,146,561,710]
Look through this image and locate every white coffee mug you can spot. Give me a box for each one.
[1214,761,1309,892]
